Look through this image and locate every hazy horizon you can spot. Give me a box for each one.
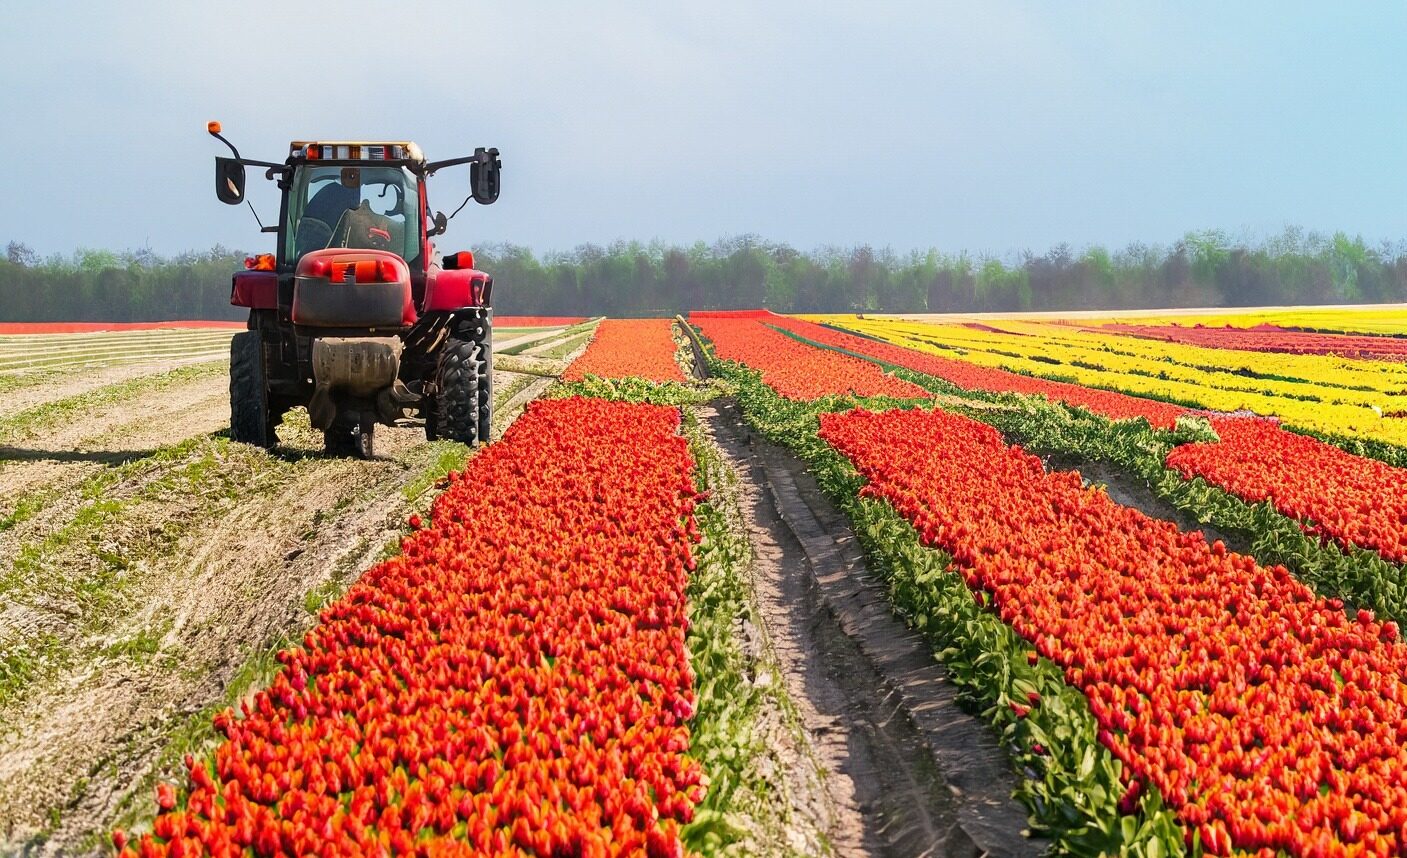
[2,1,1404,259]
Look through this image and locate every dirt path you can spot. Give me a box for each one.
[701,400,1039,858]
[0,369,544,853]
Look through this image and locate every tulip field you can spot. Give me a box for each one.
[9,306,1407,858]
[120,397,705,857]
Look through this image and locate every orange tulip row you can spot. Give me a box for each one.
[820,406,1407,858]
[117,397,704,858]
[752,314,1407,570]
[563,319,689,383]
[1171,417,1407,565]
[690,313,927,400]
[768,315,1191,427]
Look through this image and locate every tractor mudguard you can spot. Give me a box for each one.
[423,267,491,312]
[231,270,278,309]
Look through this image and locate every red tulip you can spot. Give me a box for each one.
[563,319,689,383]
[116,398,705,857]
[821,405,1407,858]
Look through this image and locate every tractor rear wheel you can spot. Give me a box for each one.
[434,336,482,446]
[230,331,276,449]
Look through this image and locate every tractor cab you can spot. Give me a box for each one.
[208,123,501,457]
[285,161,422,265]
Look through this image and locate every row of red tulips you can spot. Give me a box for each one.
[741,314,1407,572]
[1170,417,1407,565]
[689,313,926,400]
[820,405,1407,858]
[118,397,704,858]
[766,315,1190,427]
[563,319,689,384]
[1099,323,1407,361]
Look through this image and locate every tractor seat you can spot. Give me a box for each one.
[295,182,360,257]
[328,201,397,253]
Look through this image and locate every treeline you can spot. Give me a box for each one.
[0,244,249,322]
[4,229,1407,321]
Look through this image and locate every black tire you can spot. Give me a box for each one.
[424,403,440,442]
[476,326,493,443]
[435,337,481,445]
[230,331,275,448]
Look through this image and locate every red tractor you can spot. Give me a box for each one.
[207,122,501,457]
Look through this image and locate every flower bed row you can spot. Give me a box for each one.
[119,396,704,858]
[769,315,1190,428]
[563,319,689,383]
[779,313,1407,569]
[689,312,926,400]
[827,316,1407,449]
[1170,417,1407,565]
[820,405,1407,858]
[1087,309,1407,339]
[707,358,1185,854]
[704,317,1407,852]
[1100,323,1407,362]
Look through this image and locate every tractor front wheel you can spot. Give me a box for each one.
[230,331,276,449]
[434,336,482,446]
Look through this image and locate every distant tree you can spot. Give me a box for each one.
[1,231,1405,321]
[6,241,37,267]
[77,247,122,272]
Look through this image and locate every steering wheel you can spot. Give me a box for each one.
[377,183,404,217]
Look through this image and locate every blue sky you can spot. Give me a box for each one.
[1,1,1403,258]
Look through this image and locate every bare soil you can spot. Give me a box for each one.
[0,357,228,422]
[700,401,1039,858]
[0,365,233,585]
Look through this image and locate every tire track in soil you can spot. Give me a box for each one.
[0,371,541,853]
[0,368,232,579]
[0,357,228,420]
[701,399,1040,858]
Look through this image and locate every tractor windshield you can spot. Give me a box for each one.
[286,165,421,266]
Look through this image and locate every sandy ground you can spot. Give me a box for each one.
[700,401,1038,858]
[0,357,230,421]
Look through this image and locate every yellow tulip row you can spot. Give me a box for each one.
[814,316,1407,447]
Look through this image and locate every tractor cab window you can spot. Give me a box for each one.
[286,165,421,266]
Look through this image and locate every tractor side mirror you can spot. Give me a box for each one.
[216,157,246,205]
[470,148,500,205]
